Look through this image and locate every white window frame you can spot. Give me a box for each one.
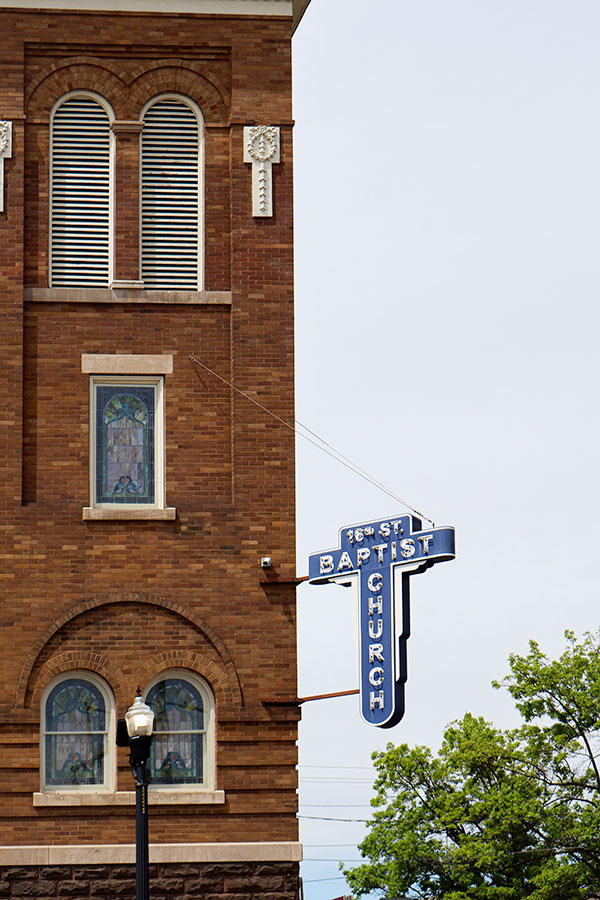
[40,672,115,793]
[139,93,205,291]
[89,374,165,511]
[144,669,215,792]
[49,90,115,288]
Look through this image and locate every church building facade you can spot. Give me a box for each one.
[0,0,305,895]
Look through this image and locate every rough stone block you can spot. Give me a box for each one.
[149,879,184,893]
[158,866,198,878]
[40,870,73,882]
[106,868,136,881]
[225,877,284,892]
[203,894,252,900]
[5,869,39,881]
[261,894,296,900]
[72,870,109,882]
[184,878,223,895]
[200,865,252,878]
[12,880,58,897]
[89,881,135,897]
[57,882,90,896]
[253,866,283,876]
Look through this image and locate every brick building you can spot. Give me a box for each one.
[0,0,308,895]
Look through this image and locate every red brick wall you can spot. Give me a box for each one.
[0,7,298,848]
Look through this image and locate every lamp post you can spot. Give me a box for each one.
[118,690,155,900]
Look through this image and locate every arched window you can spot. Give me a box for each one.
[145,671,213,788]
[42,673,114,791]
[50,92,113,288]
[140,95,203,290]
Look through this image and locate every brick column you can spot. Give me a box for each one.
[111,120,143,288]
[0,30,25,510]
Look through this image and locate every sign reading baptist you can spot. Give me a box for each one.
[308,515,455,728]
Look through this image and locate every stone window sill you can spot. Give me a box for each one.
[83,508,177,521]
[33,790,225,807]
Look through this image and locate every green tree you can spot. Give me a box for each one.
[344,631,600,900]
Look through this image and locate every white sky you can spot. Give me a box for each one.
[292,2,600,898]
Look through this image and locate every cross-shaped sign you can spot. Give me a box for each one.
[309,514,455,727]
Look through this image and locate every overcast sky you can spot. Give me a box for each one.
[291,1,600,898]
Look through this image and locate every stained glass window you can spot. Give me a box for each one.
[95,385,155,504]
[147,677,206,786]
[44,678,107,787]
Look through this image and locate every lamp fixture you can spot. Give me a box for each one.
[125,689,155,739]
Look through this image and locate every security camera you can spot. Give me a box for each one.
[261,557,273,569]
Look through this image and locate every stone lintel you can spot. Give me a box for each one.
[81,354,173,374]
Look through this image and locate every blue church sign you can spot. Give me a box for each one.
[308,515,455,728]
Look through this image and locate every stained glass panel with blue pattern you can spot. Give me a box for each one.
[147,678,204,785]
[45,679,106,786]
[96,385,155,504]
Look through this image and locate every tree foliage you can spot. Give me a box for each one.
[344,631,600,900]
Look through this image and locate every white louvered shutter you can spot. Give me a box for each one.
[51,96,111,287]
[141,98,200,290]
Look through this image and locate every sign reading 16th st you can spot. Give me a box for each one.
[308,515,455,728]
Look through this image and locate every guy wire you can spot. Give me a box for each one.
[189,355,435,526]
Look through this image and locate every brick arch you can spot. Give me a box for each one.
[132,652,238,715]
[16,593,243,709]
[26,59,128,122]
[128,63,229,123]
[28,652,129,711]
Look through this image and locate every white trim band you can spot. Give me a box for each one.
[26,288,232,305]
[0,0,292,12]
[0,842,303,865]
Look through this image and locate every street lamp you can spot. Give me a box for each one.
[117,689,155,900]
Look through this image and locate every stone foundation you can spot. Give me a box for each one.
[0,862,300,900]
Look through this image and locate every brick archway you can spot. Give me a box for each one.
[26,58,128,121]
[128,62,229,123]
[17,593,243,709]
[28,652,129,710]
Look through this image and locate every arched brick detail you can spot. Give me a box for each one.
[132,652,236,714]
[16,594,243,709]
[26,59,128,122]
[28,652,128,711]
[128,63,229,123]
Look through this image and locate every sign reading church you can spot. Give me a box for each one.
[308,515,455,728]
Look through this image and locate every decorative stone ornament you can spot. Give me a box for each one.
[243,125,280,217]
[0,121,12,213]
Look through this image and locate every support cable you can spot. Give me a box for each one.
[189,355,435,525]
